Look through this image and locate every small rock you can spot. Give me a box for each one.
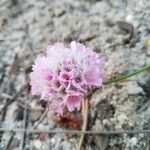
[54,6,65,17]
[117,114,127,123]
[138,75,150,96]
[29,109,43,122]
[125,83,144,95]
[130,137,138,146]
[33,140,42,149]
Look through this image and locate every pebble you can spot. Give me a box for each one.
[125,83,144,95]
[130,137,138,146]
[33,140,42,149]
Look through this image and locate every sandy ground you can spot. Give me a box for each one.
[0,0,150,149]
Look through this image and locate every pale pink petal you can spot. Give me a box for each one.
[49,100,65,115]
[84,67,103,86]
[70,41,85,52]
[58,70,73,83]
[66,95,82,111]
[41,88,57,100]
[66,81,81,95]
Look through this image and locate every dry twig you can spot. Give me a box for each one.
[77,99,89,150]
[19,92,28,150]
[118,21,134,44]
[4,134,14,150]
[33,107,48,128]
[0,85,27,113]
[0,128,149,134]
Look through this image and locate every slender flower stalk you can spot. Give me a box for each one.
[103,64,150,85]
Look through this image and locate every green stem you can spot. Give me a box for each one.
[103,64,150,85]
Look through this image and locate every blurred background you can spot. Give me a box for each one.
[0,0,150,149]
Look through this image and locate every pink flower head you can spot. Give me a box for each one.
[30,41,104,114]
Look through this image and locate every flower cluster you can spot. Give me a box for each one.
[30,41,104,114]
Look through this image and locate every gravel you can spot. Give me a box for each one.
[0,0,149,149]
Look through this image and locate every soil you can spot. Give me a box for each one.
[0,0,149,149]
